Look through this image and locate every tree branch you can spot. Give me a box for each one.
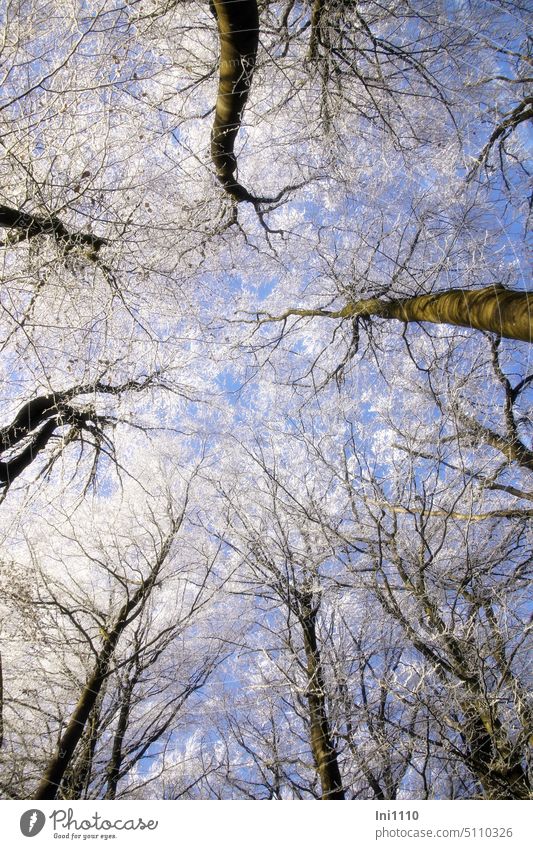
[0,203,106,254]
[248,285,533,343]
[468,95,533,178]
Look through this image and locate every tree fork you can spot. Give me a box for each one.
[104,676,136,800]
[461,704,531,800]
[32,523,180,800]
[59,697,104,800]
[33,635,119,800]
[33,580,157,800]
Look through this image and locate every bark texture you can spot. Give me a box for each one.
[346,285,532,343]
[210,0,259,201]
[262,285,532,343]
[375,545,532,800]
[1,379,154,489]
[0,396,91,488]
[299,595,345,799]
[34,637,120,799]
[308,0,325,60]
[104,676,136,800]
[0,394,102,488]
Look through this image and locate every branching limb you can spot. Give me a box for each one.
[365,498,533,521]
[0,376,162,491]
[307,0,325,61]
[455,338,533,472]
[392,444,533,502]
[457,412,533,473]
[468,95,533,179]
[0,202,107,255]
[243,285,533,343]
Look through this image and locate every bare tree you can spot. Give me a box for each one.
[0,0,531,803]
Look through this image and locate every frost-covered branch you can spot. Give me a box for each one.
[0,203,106,255]
[0,376,162,491]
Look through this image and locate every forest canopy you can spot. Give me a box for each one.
[0,0,531,800]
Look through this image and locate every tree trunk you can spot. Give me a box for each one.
[33,574,159,800]
[33,642,116,799]
[104,677,135,800]
[59,696,104,800]
[210,0,259,199]
[0,202,105,252]
[300,606,345,799]
[462,704,531,800]
[345,285,532,343]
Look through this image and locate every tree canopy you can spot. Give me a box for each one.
[0,0,531,800]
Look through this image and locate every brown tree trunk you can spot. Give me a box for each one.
[32,519,182,801]
[461,704,531,800]
[345,285,532,343]
[34,640,117,799]
[389,556,531,800]
[300,604,345,799]
[308,0,325,60]
[59,696,104,800]
[210,0,259,200]
[0,202,106,252]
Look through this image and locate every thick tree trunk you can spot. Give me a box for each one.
[1,392,91,488]
[300,606,345,799]
[210,0,259,201]
[308,0,325,60]
[59,697,103,800]
[0,418,59,487]
[32,520,181,802]
[264,286,532,344]
[344,285,532,343]
[462,704,531,800]
[399,564,531,799]
[34,643,116,799]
